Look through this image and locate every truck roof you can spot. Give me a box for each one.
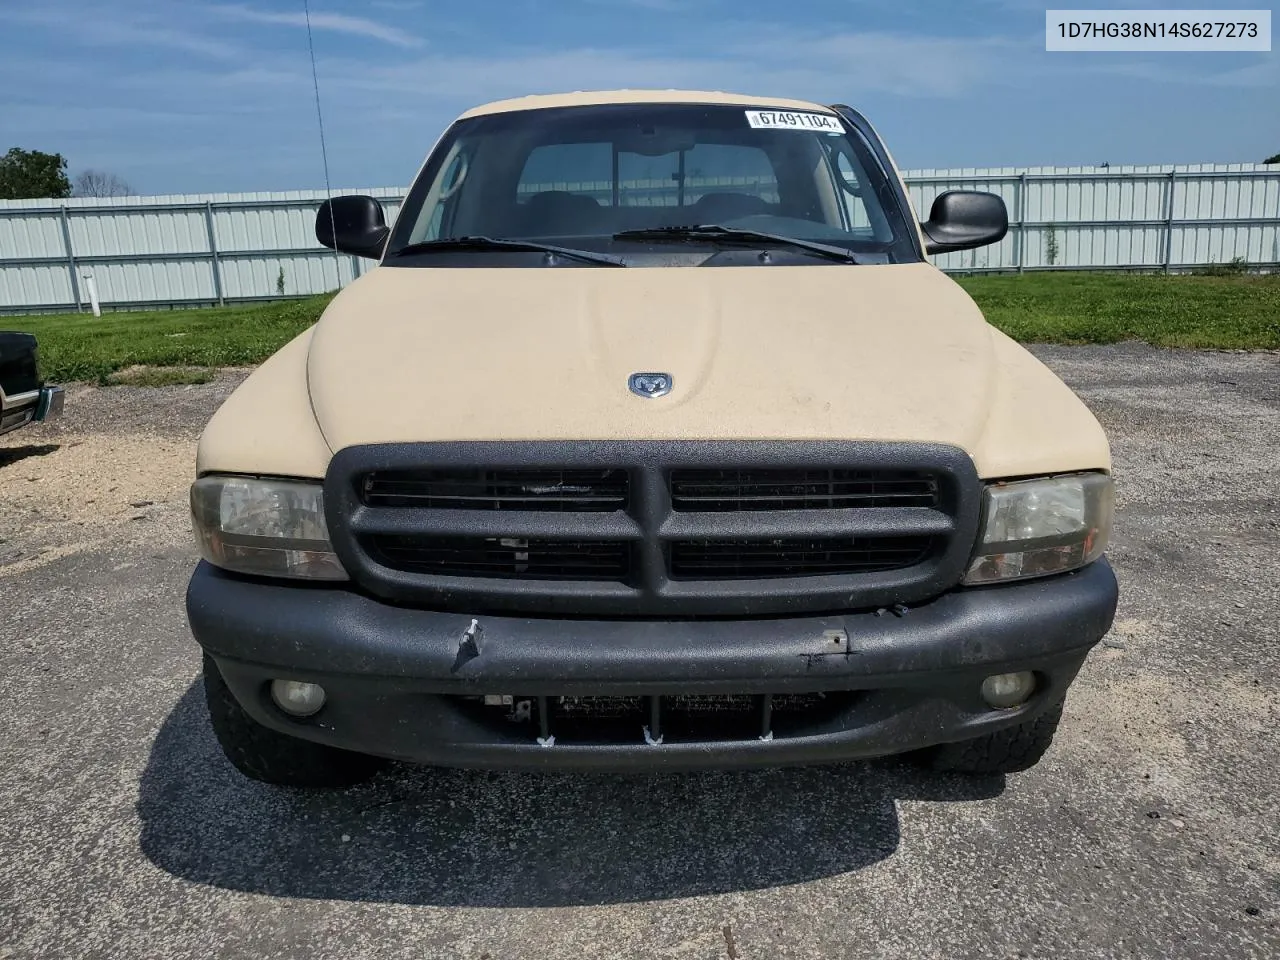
[459,89,838,118]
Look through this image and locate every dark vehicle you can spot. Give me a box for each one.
[0,332,63,437]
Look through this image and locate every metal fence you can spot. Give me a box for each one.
[0,163,1276,315]
[914,164,1280,275]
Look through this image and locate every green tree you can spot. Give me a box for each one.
[0,148,72,200]
[1264,153,1280,165]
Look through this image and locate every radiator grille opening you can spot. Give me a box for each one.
[669,536,933,579]
[362,468,628,512]
[669,468,938,511]
[365,535,630,581]
[329,442,976,616]
[549,695,649,743]
[457,692,858,744]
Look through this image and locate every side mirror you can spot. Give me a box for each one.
[920,191,1008,254]
[316,195,389,259]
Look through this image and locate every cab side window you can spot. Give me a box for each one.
[408,143,470,243]
[832,150,873,231]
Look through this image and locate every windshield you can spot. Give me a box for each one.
[385,103,921,266]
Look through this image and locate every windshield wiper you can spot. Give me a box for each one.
[613,225,863,264]
[391,236,626,267]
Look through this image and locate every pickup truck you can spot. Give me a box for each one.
[186,90,1118,788]
[0,332,63,437]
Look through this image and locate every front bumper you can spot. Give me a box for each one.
[187,559,1118,771]
[0,384,63,436]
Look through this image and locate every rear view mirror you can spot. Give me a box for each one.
[616,127,698,157]
[920,191,1008,254]
[316,195,389,259]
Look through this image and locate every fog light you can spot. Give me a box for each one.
[981,671,1036,709]
[270,679,327,717]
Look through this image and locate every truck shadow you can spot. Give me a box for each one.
[0,443,59,469]
[138,684,1004,907]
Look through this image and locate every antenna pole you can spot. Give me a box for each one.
[304,0,343,289]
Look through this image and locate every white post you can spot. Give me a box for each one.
[83,274,102,317]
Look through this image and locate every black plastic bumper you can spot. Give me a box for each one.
[187,559,1118,771]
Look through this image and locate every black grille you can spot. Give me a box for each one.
[362,468,628,512]
[365,535,629,580]
[670,536,932,579]
[326,441,981,617]
[670,468,938,511]
[665,693,829,716]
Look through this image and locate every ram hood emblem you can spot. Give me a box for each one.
[628,372,673,398]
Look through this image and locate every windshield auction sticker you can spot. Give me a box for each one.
[1046,9,1270,51]
[745,111,844,132]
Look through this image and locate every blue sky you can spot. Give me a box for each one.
[1,0,1275,195]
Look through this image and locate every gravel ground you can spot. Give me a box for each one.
[1,345,1277,960]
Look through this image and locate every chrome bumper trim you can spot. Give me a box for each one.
[34,385,64,422]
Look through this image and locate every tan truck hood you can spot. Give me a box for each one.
[297,262,1109,477]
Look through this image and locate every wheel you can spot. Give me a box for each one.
[202,654,383,788]
[923,700,1064,775]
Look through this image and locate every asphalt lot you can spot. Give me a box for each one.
[1,344,1277,960]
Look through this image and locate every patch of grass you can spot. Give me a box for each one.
[103,365,218,387]
[1193,256,1250,277]
[4,273,1277,386]
[5,295,334,383]
[957,272,1280,349]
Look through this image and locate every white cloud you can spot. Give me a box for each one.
[208,4,424,48]
[725,30,1018,99]
[1093,56,1279,89]
[102,23,246,60]
[308,26,1023,110]
[0,5,245,59]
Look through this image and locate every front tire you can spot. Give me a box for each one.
[202,654,383,788]
[924,700,1064,775]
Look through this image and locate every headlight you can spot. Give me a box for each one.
[190,475,347,581]
[964,473,1113,585]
